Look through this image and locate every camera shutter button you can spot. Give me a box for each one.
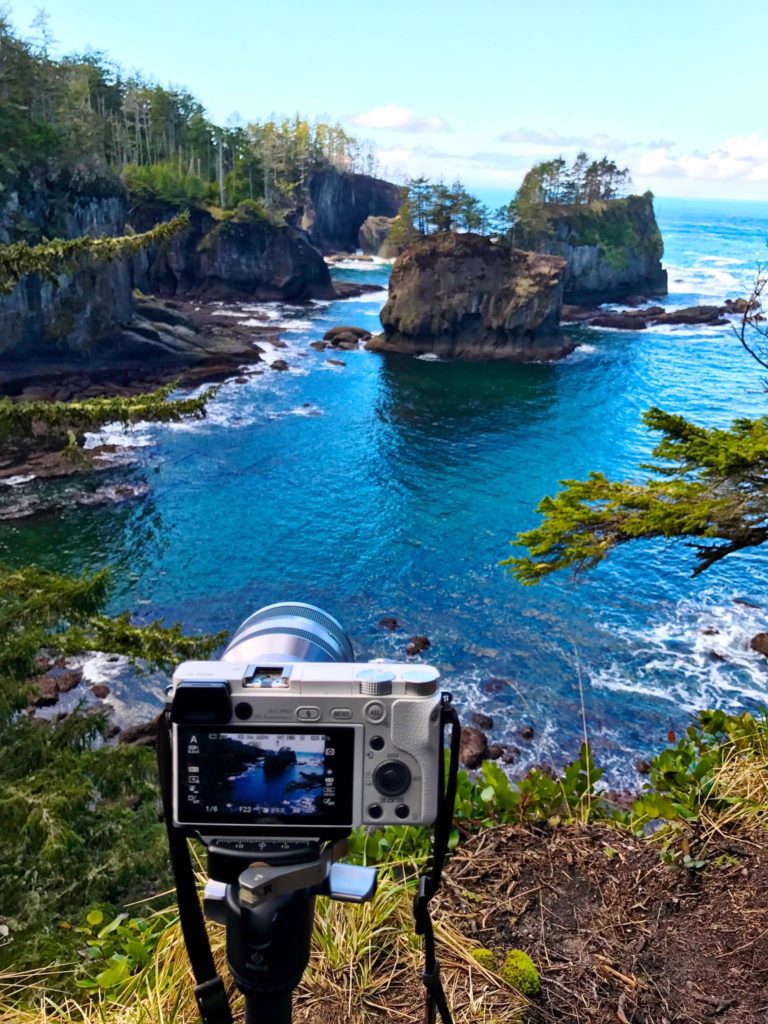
[356,668,394,696]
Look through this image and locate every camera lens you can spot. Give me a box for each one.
[373,760,412,798]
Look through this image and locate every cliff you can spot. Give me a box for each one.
[0,170,135,363]
[299,170,401,252]
[516,193,667,305]
[0,187,334,370]
[131,202,334,301]
[370,233,569,361]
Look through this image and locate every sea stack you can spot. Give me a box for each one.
[369,232,569,360]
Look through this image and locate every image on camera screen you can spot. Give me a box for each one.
[176,727,355,826]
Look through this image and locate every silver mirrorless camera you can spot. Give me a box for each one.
[170,603,443,836]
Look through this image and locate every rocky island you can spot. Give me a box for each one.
[516,192,667,305]
[369,232,570,360]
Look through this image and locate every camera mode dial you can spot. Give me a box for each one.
[373,760,412,798]
[356,667,394,696]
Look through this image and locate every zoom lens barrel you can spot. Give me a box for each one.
[221,602,354,665]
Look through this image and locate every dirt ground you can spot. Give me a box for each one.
[436,823,768,1024]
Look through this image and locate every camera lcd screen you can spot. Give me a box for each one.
[175,726,355,827]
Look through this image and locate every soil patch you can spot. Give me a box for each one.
[436,823,768,1023]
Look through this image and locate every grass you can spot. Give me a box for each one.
[1,868,526,1024]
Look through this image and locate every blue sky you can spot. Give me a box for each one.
[8,0,768,199]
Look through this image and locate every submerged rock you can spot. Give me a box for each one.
[406,635,431,656]
[370,233,570,361]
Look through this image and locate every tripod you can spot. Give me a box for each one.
[201,838,377,1024]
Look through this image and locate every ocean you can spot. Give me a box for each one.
[4,196,768,782]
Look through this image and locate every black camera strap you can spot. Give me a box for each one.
[157,712,234,1024]
[413,695,461,1024]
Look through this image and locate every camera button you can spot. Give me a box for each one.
[364,701,386,724]
[369,735,385,751]
[330,708,353,720]
[296,706,321,721]
[368,803,383,820]
[395,804,410,820]
[234,702,253,720]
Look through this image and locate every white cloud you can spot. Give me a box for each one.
[636,134,768,183]
[498,128,632,152]
[348,104,450,133]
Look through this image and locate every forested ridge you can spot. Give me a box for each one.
[0,12,378,232]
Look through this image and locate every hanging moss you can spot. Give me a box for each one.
[0,212,189,294]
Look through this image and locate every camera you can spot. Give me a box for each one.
[169,603,444,836]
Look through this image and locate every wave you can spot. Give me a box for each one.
[592,594,768,716]
[0,473,36,486]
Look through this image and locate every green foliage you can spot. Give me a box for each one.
[0,556,224,970]
[0,214,189,294]
[0,713,170,972]
[122,163,206,207]
[630,710,768,835]
[500,949,540,996]
[73,906,174,991]
[507,406,768,582]
[391,177,491,241]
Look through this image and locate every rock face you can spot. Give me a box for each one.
[0,173,134,362]
[518,193,667,306]
[358,215,396,256]
[131,204,334,301]
[371,232,569,361]
[300,170,401,252]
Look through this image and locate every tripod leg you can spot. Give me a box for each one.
[243,991,292,1024]
[225,885,315,1023]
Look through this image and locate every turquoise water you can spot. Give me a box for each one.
[4,198,768,780]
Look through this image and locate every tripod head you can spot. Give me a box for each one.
[199,837,377,1024]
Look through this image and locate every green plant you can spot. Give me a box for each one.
[500,949,540,997]
[471,947,497,970]
[73,908,173,992]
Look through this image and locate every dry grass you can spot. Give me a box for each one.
[0,870,525,1024]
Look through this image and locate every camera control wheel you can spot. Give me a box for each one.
[372,760,412,798]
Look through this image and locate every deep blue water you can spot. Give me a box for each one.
[4,197,768,781]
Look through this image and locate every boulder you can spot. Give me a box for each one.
[359,215,396,256]
[520,725,535,741]
[270,359,290,372]
[460,726,489,769]
[591,312,648,330]
[406,635,431,656]
[119,716,160,747]
[470,711,494,730]
[378,616,399,631]
[323,325,372,342]
[91,683,111,699]
[750,633,768,656]
[652,305,726,326]
[370,233,570,361]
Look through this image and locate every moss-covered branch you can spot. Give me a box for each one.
[0,212,189,294]
[0,382,219,451]
[506,406,768,583]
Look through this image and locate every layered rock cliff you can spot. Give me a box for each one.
[0,171,134,363]
[370,233,569,361]
[131,203,334,301]
[299,170,401,252]
[516,193,667,305]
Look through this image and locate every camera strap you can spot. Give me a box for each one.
[413,695,461,1024]
[157,712,234,1024]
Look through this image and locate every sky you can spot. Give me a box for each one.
[7,0,768,200]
